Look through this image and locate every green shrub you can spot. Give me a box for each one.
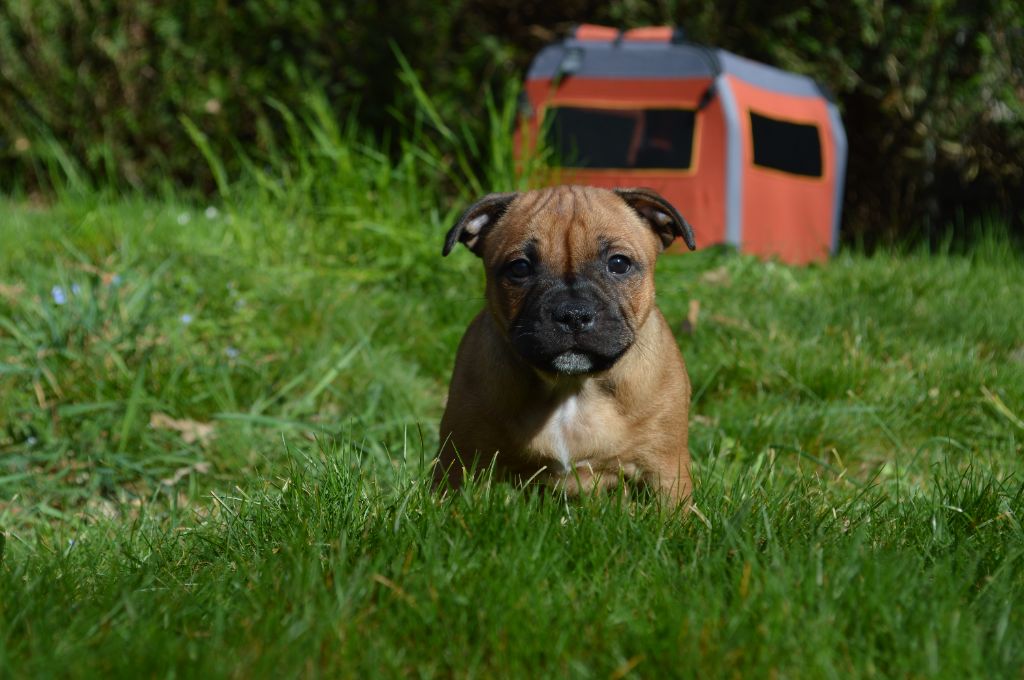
[0,1,1021,242]
[0,1,495,192]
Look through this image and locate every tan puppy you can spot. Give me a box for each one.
[434,186,695,504]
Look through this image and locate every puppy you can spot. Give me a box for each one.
[434,186,695,504]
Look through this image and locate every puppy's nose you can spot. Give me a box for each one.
[553,301,597,333]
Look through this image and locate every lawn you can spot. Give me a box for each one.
[2,127,1024,676]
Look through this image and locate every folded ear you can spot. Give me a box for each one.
[443,192,518,257]
[614,187,696,251]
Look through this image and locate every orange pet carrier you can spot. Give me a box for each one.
[517,25,847,264]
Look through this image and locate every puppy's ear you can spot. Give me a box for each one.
[443,193,518,257]
[614,187,696,251]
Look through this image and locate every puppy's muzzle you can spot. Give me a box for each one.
[509,282,633,376]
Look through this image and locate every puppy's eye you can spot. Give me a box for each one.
[607,254,632,275]
[506,258,533,279]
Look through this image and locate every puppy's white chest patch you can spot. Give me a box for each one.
[548,396,579,470]
[530,390,622,473]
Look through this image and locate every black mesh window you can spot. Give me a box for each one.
[749,111,822,177]
[545,107,695,169]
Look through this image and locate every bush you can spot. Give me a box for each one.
[0,1,1021,242]
[0,1,495,192]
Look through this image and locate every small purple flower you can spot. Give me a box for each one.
[180,313,194,325]
[225,346,240,359]
[51,286,67,305]
[71,283,82,296]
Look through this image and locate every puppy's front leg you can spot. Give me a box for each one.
[645,458,693,509]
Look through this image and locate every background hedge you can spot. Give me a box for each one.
[0,0,1021,243]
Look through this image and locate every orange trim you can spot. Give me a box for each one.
[622,26,674,42]
[554,167,699,178]
[525,77,712,105]
[542,97,694,110]
[574,24,618,41]
[570,24,677,42]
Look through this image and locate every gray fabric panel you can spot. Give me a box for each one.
[826,102,848,253]
[715,51,823,98]
[526,42,822,101]
[716,76,744,247]
[527,42,716,80]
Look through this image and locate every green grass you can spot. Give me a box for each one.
[2,102,1024,676]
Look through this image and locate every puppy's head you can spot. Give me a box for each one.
[444,185,695,376]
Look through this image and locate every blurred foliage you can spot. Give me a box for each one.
[0,1,494,191]
[0,0,1021,243]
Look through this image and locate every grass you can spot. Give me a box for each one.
[2,96,1024,676]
